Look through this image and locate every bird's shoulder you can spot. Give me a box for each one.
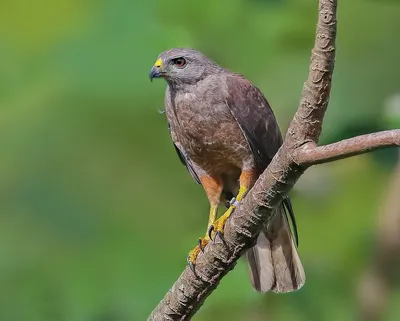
[223,72,269,108]
[219,71,283,169]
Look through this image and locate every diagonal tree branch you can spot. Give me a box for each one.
[148,1,337,319]
[148,0,399,320]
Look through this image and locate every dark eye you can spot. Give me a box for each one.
[173,57,187,68]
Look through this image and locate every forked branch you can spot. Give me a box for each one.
[148,0,399,320]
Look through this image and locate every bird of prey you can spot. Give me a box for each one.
[149,48,305,292]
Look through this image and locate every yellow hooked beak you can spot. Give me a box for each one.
[149,58,164,81]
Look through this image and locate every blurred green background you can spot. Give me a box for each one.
[1,0,400,320]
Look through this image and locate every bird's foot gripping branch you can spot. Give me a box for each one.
[148,0,400,320]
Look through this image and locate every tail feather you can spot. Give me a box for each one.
[246,204,306,293]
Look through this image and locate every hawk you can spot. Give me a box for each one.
[149,48,305,292]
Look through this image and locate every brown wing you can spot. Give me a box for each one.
[225,74,298,244]
[225,74,283,171]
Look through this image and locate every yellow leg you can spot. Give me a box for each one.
[208,185,248,240]
[187,204,218,270]
[208,169,256,241]
[207,204,218,229]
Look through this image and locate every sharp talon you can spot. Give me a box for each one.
[198,238,204,252]
[189,262,195,273]
[208,225,214,241]
[215,231,224,242]
[187,258,196,273]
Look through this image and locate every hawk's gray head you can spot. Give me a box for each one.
[149,48,221,86]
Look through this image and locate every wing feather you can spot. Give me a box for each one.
[225,74,283,171]
[224,74,299,243]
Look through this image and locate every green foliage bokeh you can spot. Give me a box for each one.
[0,0,399,320]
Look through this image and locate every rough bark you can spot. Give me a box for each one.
[148,0,400,320]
